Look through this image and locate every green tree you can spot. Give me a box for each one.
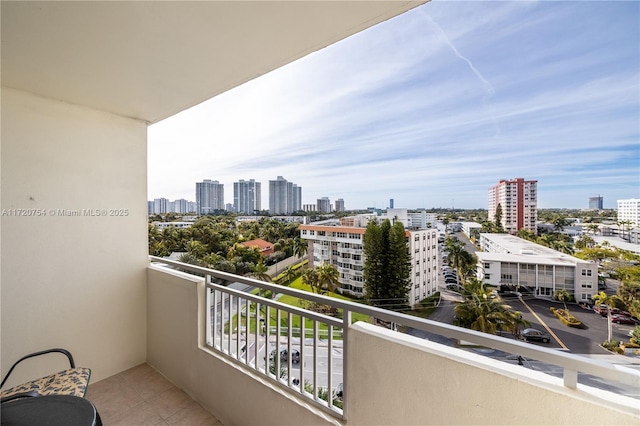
[363,220,385,303]
[317,263,340,294]
[445,237,476,286]
[516,229,536,241]
[363,219,411,310]
[293,237,308,258]
[302,267,320,294]
[250,259,272,298]
[553,289,572,311]
[593,291,620,342]
[494,204,503,232]
[385,222,412,310]
[454,290,524,335]
[574,235,595,250]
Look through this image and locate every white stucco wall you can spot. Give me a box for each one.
[1,88,148,385]
[346,322,639,425]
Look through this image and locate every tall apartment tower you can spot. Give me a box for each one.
[335,198,345,212]
[617,198,640,227]
[317,197,331,213]
[269,176,301,214]
[389,198,394,209]
[153,198,169,214]
[234,179,261,214]
[488,178,537,234]
[196,179,224,215]
[589,196,603,210]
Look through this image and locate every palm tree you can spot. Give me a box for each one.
[283,265,297,286]
[586,223,600,236]
[250,259,272,298]
[446,237,475,286]
[302,267,320,294]
[593,291,619,342]
[293,237,308,258]
[553,289,571,311]
[317,263,340,295]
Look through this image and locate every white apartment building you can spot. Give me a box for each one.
[476,233,597,302]
[334,198,345,212]
[488,178,537,234]
[300,217,438,307]
[617,198,640,227]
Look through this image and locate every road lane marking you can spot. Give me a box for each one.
[520,298,569,350]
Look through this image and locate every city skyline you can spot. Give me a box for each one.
[148,1,639,210]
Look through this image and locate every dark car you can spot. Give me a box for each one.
[612,314,638,325]
[268,348,300,364]
[522,328,550,343]
[336,382,343,400]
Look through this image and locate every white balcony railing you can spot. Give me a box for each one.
[149,257,640,422]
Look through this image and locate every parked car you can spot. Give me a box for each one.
[611,314,638,325]
[521,328,550,343]
[267,348,300,364]
[336,382,343,400]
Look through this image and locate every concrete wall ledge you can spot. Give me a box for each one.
[346,321,639,425]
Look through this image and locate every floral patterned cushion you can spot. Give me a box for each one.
[0,367,91,399]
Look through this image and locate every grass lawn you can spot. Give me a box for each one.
[227,277,371,339]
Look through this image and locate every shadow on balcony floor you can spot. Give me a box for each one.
[85,363,222,425]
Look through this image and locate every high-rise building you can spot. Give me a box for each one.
[172,199,190,214]
[196,179,224,215]
[488,178,537,234]
[389,198,394,209]
[153,197,169,214]
[617,198,640,227]
[335,198,345,212]
[589,196,603,210]
[234,179,261,214]
[317,197,331,213]
[269,176,301,214]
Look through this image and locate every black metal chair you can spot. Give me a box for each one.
[1,348,101,425]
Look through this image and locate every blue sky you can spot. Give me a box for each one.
[148,1,639,210]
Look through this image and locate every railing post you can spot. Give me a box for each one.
[563,368,578,389]
[342,309,351,420]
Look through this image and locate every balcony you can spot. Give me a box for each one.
[2,2,639,425]
[136,258,639,425]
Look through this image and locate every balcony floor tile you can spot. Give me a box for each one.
[86,363,221,425]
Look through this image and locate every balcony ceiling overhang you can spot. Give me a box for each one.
[1,1,425,124]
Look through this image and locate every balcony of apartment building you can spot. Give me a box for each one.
[2,2,640,425]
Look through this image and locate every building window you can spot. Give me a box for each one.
[581,281,592,288]
[485,274,491,279]
[302,230,307,235]
[484,263,490,269]
[581,269,592,277]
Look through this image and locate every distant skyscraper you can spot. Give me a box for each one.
[173,199,189,214]
[234,179,261,214]
[196,179,224,215]
[335,198,345,212]
[317,197,331,213]
[269,176,301,214]
[589,196,603,210]
[153,198,169,214]
[488,178,537,234]
[389,198,394,209]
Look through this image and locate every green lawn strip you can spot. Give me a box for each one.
[226,276,370,338]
